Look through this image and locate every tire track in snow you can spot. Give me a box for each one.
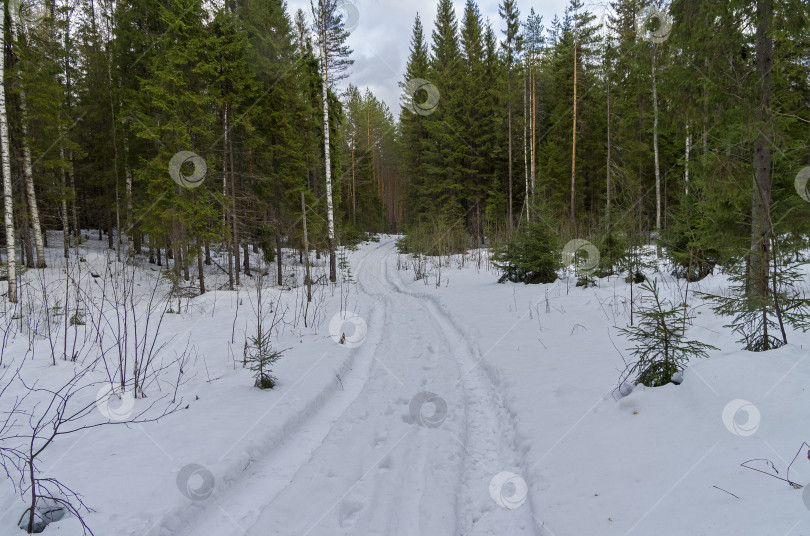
[383,241,541,535]
[238,240,461,535]
[149,244,391,536]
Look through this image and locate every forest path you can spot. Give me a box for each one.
[178,238,539,536]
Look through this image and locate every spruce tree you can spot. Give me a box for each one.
[422,0,465,221]
[400,14,430,223]
[619,279,718,388]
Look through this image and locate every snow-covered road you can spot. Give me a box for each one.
[5,236,810,536]
[180,238,539,535]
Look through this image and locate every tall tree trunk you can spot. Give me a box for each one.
[685,123,691,196]
[223,106,233,290]
[105,36,121,259]
[174,240,181,276]
[18,188,33,268]
[523,70,529,223]
[319,36,337,283]
[197,237,205,294]
[68,150,78,240]
[59,145,70,258]
[652,49,661,231]
[274,216,283,287]
[531,71,536,206]
[507,68,513,231]
[123,130,134,256]
[183,245,190,281]
[2,8,17,303]
[351,136,356,226]
[606,74,611,221]
[750,0,773,298]
[106,216,112,249]
[230,124,239,285]
[301,192,311,303]
[570,32,578,222]
[702,60,708,157]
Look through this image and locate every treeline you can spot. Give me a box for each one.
[0,0,405,302]
[2,0,809,306]
[399,0,810,259]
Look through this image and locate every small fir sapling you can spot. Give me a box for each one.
[245,329,284,389]
[703,239,810,352]
[619,279,718,387]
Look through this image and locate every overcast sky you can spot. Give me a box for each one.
[285,0,578,115]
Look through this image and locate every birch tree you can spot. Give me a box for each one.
[1,6,17,302]
[310,0,353,283]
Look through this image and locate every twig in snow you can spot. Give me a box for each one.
[786,441,810,488]
[712,485,740,499]
[741,458,803,488]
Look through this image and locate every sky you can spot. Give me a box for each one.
[285,0,576,114]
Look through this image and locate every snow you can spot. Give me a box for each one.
[2,234,810,535]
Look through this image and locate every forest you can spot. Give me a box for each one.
[1,0,810,533]
[2,0,808,302]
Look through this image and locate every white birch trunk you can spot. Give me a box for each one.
[0,7,17,302]
[319,29,337,283]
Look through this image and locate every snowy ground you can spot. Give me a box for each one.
[2,234,810,535]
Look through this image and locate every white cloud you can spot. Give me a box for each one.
[286,0,572,114]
